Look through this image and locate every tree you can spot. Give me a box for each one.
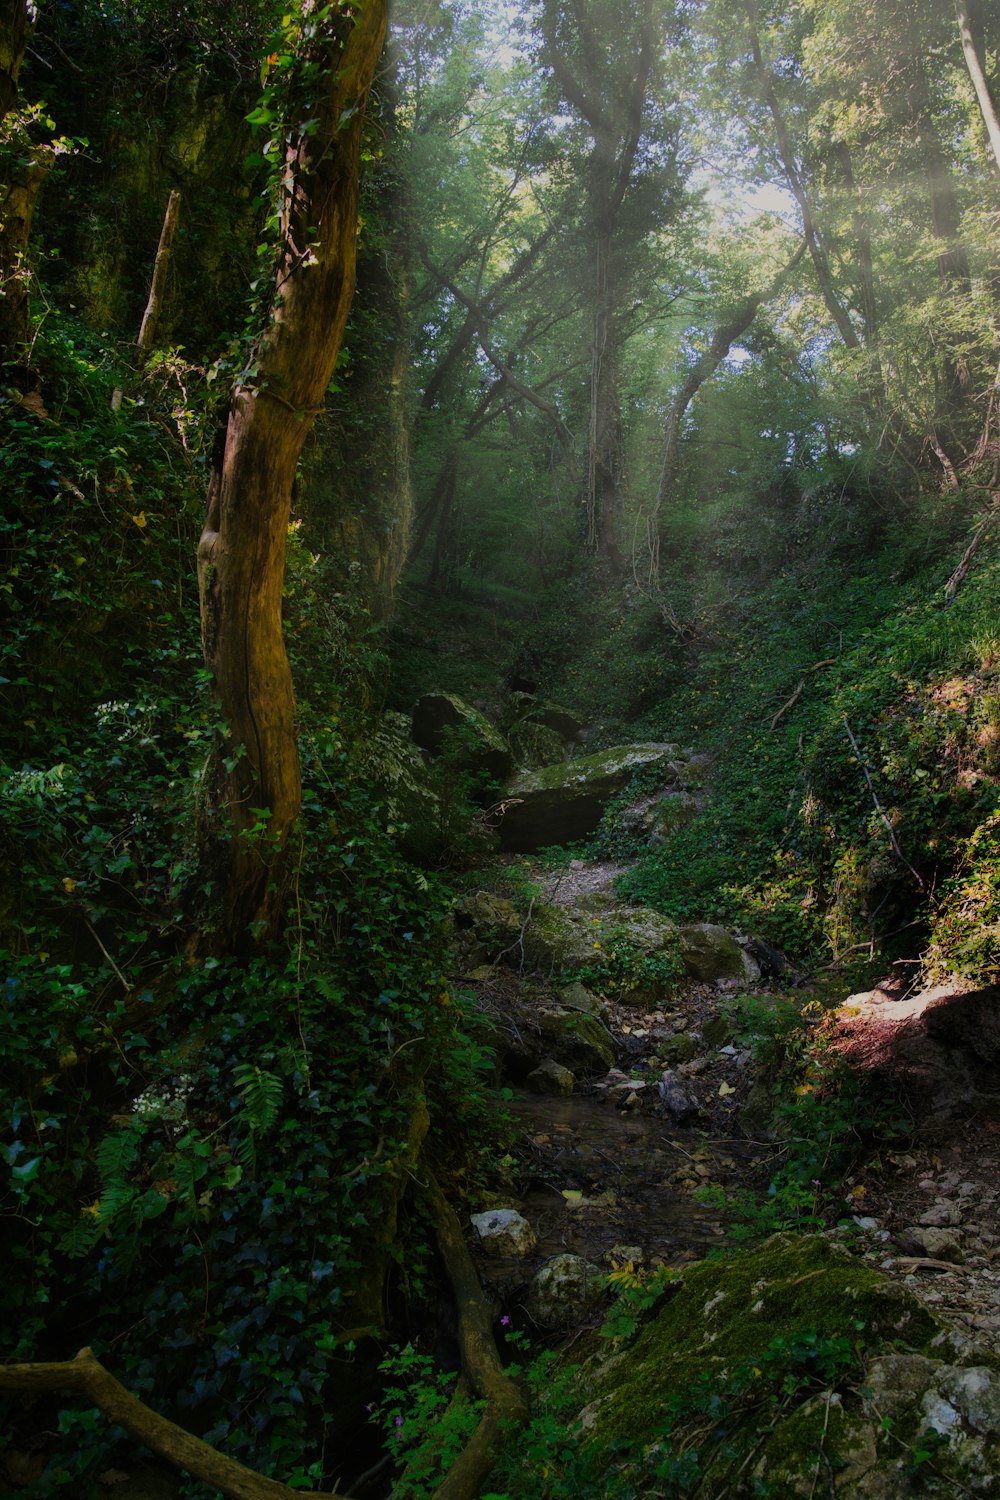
[0,0,55,366]
[197,0,388,950]
[538,0,689,573]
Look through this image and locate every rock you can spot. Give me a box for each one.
[525,1059,575,1096]
[526,1254,604,1330]
[498,742,684,852]
[558,980,607,1018]
[536,1007,616,1076]
[586,1233,1000,1497]
[923,982,1000,1063]
[677,923,761,983]
[527,702,585,744]
[865,1353,942,1420]
[364,711,444,861]
[470,1208,538,1258]
[901,1226,964,1262]
[658,1069,700,1123]
[919,1200,962,1227]
[411,690,513,783]
[922,1364,1000,1439]
[521,900,680,1001]
[656,1032,699,1066]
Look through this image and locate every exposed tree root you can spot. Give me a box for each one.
[416,1171,530,1500]
[0,1175,523,1500]
[0,1349,349,1500]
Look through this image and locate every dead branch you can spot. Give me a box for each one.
[0,1348,349,1500]
[945,511,995,602]
[769,660,837,731]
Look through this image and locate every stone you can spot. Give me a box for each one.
[526,1253,604,1330]
[658,1069,700,1123]
[470,1208,538,1258]
[411,690,513,783]
[536,1006,617,1076]
[657,1032,699,1066]
[677,924,761,983]
[901,1225,964,1262]
[865,1353,943,1421]
[558,981,607,1018]
[919,1201,962,1227]
[527,702,585,744]
[933,1365,1000,1437]
[526,1059,575,1096]
[498,742,684,852]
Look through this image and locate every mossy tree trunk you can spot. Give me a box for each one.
[0,0,54,366]
[197,0,387,950]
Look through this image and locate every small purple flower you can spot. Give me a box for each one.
[500,1315,511,1327]
[811,1179,822,1189]
[395,1415,404,1427]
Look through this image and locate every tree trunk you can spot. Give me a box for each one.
[197,0,387,950]
[956,0,1000,175]
[111,189,181,411]
[743,0,861,353]
[0,0,53,364]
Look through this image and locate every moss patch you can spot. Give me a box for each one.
[593,1234,939,1446]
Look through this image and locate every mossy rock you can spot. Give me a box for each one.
[364,712,444,861]
[519,901,680,998]
[536,1007,616,1076]
[411,689,513,783]
[498,741,682,852]
[580,1233,1000,1497]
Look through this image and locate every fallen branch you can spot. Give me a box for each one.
[842,717,925,890]
[769,660,837,731]
[944,512,995,602]
[0,1348,349,1500]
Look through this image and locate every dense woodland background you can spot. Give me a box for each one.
[4,0,1000,1494]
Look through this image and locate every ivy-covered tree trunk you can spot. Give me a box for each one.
[0,0,53,365]
[197,0,387,950]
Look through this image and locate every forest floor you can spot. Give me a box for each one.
[468,857,1000,1362]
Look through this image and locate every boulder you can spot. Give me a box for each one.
[677,923,761,983]
[522,901,679,991]
[469,1208,538,1258]
[527,1254,604,1330]
[525,1059,575,1096]
[411,690,513,784]
[527,702,585,744]
[364,712,443,861]
[536,1007,617,1076]
[924,983,1000,1063]
[498,742,683,852]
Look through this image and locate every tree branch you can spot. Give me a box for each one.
[0,1349,350,1500]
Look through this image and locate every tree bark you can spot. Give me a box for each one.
[956,0,1000,174]
[0,0,54,363]
[111,189,181,411]
[0,1349,348,1500]
[197,0,387,950]
[743,0,861,353]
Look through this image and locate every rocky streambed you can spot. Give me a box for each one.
[447,849,1000,1495]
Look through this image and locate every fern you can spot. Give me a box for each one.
[234,1062,283,1171]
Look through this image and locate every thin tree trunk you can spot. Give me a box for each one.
[197,0,387,950]
[651,239,808,565]
[111,189,181,410]
[743,0,861,352]
[956,0,1000,174]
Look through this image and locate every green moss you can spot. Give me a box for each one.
[593,1234,940,1447]
[511,741,680,796]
